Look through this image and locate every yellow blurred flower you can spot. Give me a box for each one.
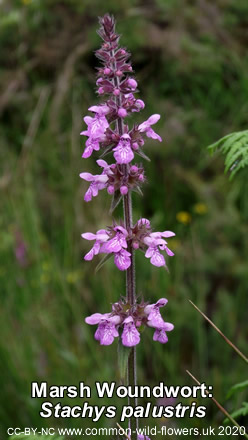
[176,211,192,225]
[40,273,50,284]
[168,238,181,251]
[66,271,80,284]
[42,261,50,271]
[193,203,208,215]
[22,0,32,4]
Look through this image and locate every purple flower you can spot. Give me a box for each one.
[122,316,140,347]
[145,246,166,267]
[82,225,131,271]
[80,172,108,202]
[113,134,134,164]
[144,230,175,267]
[101,226,128,253]
[85,297,174,347]
[85,313,120,346]
[81,229,109,261]
[145,298,174,344]
[153,327,173,344]
[81,105,110,158]
[138,114,162,142]
[144,298,168,328]
[124,93,145,113]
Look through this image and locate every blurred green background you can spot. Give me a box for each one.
[1,0,248,438]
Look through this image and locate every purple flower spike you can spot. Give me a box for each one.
[138,114,162,142]
[81,15,176,357]
[122,317,140,347]
[113,134,134,164]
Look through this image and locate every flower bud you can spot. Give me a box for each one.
[120,185,128,195]
[96,77,103,86]
[107,185,115,195]
[98,87,104,95]
[127,78,137,90]
[116,70,122,77]
[130,165,138,173]
[113,88,120,96]
[118,108,127,118]
[136,99,145,110]
[104,67,111,75]
[132,240,139,250]
[132,142,139,151]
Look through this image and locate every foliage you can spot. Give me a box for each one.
[227,379,248,399]
[224,402,248,423]
[208,131,248,179]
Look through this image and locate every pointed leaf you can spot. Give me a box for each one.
[95,253,113,273]
[110,192,123,214]
[224,402,248,424]
[100,144,114,158]
[226,380,248,399]
[132,186,143,196]
[118,337,131,383]
[136,149,151,161]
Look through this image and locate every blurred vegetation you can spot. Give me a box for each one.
[1,0,248,438]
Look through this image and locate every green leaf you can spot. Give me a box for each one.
[118,337,131,383]
[224,402,248,423]
[226,380,248,399]
[207,130,248,179]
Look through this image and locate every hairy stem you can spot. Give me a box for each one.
[124,190,138,438]
[112,51,138,438]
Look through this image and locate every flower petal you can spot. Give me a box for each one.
[122,322,140,347]
[114,250,131,270]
